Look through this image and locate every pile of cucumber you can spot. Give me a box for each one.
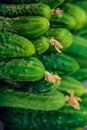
[0,0,87,130]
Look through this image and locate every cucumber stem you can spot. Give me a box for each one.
[51,8,63,17]
[66,90,82,110]
[45,71,61,83]
[49,37,63,53]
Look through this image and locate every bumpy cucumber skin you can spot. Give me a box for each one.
[0,57,45,82]
[0,31,35,59]
[62,2,87,30]
[32,36,49,54]
[0,16,50,39]
[0,3,51,19]
[3,79,60,94]
[58,76,84,96]
[72,65,87,81]
[0,104,87,130]
[50,12,76,30]
[0,0,34,4]
[35,0,65,8]
[0,87,65,110]
[37,52,79,75]
[46,28,73,49]
[64,35,87,65]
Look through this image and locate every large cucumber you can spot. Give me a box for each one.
[37,52,79,75]
[58,76,84,96]
[0,57,45,82]
[0,16,50,39]
[62,2,87,30]
[0,87,65,110]
[46,28,73,49]
[64,35,87,65]
[0,79,60,94]
[0,104,87,130]
[0,3,51,19]
[50,12,76,30]
[0,31,35,59]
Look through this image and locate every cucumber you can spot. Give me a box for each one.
[64,35,87,65]
[72,65,87,81]
[0,104,87,130]
[0,16,50,39]
[50,12,76,30]
[0,31,35,59]
[1,79,60,94]
[80,93,87,108]
[58,76,84,96]
[0,87,65,110]
[62,2,87,30]
[0,57,45,82]
[0,3,51,19]
[0,0,65,8]
[46,28,73,49]
[32,36,50,54]
[37,52,79,75]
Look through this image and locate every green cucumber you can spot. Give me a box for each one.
[0,3,51,19]
[80,93,87,108]
[37,52,79,75]
[46,28,73,49]
[58,76,84,96]
[0,104,87,130]
[32,36,50,54]
[0,57,45,82]
[0,31,35,59]
[62,2,87,30]
[50,12,76,30]
[0,87,65,110]
[1,79,60,94]
[0,16,50,39]
[72,65,87,81]
[64,35,87,65]
[35,0,65,8]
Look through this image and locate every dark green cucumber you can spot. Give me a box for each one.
[35,0,65,8]
[58,76,84,96]
[0,57,45,82]
[50,12,76,30]
[72,65,87,81]
[80,92,87,108]
[37,52,79,75]
[62,2,87,30]
[0,104,87,130]
[0,87,65,110]
[32,36,50,54]
[0,31,35,59]
[1,79,60,94]
[0,3,51,19]
[0,16,50,39]
[46,28,73,49]
[64,35,87,65]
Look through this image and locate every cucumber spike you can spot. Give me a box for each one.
[51,8,63,17]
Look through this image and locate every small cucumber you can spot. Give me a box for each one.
[46,28,73,49]
[0,87,65,110]
[58,76,84,96]
[0,3,51,19]
[72,65,87,81]
[0,31,35,59]
[0,16,50,39]
[37,52,79,75]
[64,35,87,65]
[0,57,45,82]
[62,2,87,30]
[50,12,76,30]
